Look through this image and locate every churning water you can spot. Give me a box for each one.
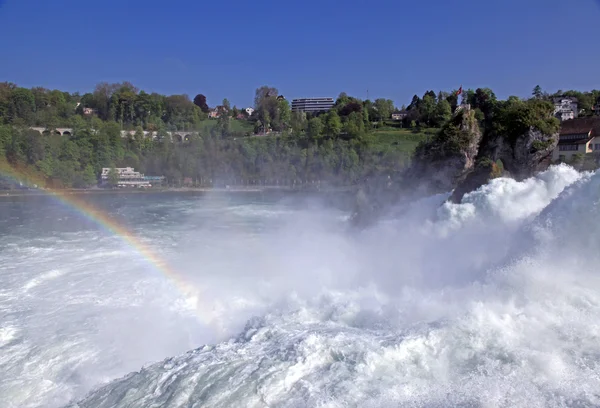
[2,164,600,407]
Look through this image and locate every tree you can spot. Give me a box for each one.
[254,86,279,130]
[374,98,394,123]
[107,167,119,187]
[193,94,210,113]
[10,88,35,124]
[291,111,307,134]
[276,98,291,131]
[82,165,97,186]
[532,85,543,100]
[345,112,365,137]
[325,111,342,138]
[420,95,436,126]
[433,100,452,127]
[407,95,421,111]
[222,98,231,113]
[446,92,459,112]
[307,117,323,141]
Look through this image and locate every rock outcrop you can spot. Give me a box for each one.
[350,109,482,226]
[351,99,560,227]
[404,108,482,195]
[450,100,559,203]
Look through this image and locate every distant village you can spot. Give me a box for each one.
[550,96,600,163]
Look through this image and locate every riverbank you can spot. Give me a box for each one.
[0,185,357,197]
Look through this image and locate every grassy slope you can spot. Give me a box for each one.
[369,128,437,156]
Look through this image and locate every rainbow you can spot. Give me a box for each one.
[0,161,193,299]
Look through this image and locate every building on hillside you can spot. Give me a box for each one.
[245,107,255,116]
[83,107,96,116]
[291,97,334,113]
[208,105,228,119]
[391,110,408,121]
[553,97,578,122]
[100,167,163,188]
[552,117,600,162]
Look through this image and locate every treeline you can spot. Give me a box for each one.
[0,82,211,132]
[1,81,599,190]
[0,82,414,189]
[0,121,408,189]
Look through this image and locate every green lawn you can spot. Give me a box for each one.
[370,128,437,155]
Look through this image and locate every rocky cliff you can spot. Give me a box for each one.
[405,108,482,194]
[351,109,483,226]
[449,99,559,203]
[351,99,560,227]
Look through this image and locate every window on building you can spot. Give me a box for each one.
[559,145,579,151]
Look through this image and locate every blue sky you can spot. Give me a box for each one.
[0,0,598,108]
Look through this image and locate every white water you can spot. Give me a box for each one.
[2,164,600,407]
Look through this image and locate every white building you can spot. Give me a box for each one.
[101,167,155,188]
[391,111,408,121]
[291,97,334,113]
[553,97,578,122]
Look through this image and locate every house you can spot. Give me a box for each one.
[553,97,578,122]
[208,105,228,119]
[552,117,600,162]
[245,107,255,116]
[391,110,408,121]
[236,113,245,120]
[83,107,96,116]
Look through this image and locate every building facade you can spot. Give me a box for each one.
[391,111,408,121]
[101,167,162,188]
[291,97,334,113]
[552,117,600,162]
[553,97,578,122]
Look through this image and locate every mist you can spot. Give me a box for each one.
[3,164,600,407]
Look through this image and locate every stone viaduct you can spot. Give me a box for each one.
[29,127,199,142]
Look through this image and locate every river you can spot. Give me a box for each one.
[2,165,600,407]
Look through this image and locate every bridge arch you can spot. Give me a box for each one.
[54,130,61,136]
[42,130,51,136]
[62,131,71,137]
[174,134,183,142]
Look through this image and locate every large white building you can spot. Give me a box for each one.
[101,167,159,188]
[553,97,578,122]
[291,97,334,113]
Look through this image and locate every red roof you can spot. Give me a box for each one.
[560,117,600,136]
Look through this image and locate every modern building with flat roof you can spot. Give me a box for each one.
[291,97,334,113]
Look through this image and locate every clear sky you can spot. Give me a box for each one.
[0,0,599,108]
